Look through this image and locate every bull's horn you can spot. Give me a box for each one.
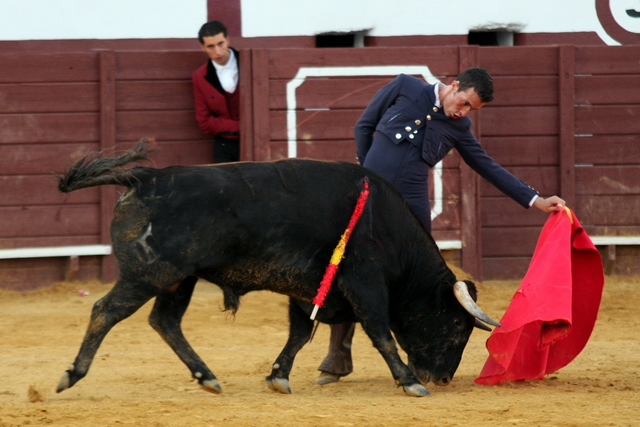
[474,319,493,331]
[453,281,501,328]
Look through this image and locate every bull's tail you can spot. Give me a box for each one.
[57,140,154,193]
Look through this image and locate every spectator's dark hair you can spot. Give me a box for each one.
[198,21,228,44]
[456,68,494,103]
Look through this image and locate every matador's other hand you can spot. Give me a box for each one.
[533,195,566,213]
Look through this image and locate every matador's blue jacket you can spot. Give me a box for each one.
[354,74,537,209]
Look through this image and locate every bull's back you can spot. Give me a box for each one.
[110,159,400,272]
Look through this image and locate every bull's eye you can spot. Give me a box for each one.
[454,319,461,326]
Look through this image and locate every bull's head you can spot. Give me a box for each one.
[392,280,500,386]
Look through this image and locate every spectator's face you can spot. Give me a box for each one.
[442,81,485,119]
[200,33,231,65]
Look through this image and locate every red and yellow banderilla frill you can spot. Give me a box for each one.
[310,177,370,320]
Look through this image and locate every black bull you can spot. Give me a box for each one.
[55,141,500,397]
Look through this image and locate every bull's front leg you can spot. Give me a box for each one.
[266,298,314,394]
[362,325,430,396]
[347,283,430,397]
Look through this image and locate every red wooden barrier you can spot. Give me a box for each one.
[1,44,639,289]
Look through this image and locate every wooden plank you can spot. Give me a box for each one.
[480,136,558,166]
[431,230,462,243]
[459,45,482,280]
[576,75,640,105]
[480,106,558,136]
[115,111,203,142]
[482,226,542,257]
[0,83,98,114]
[0,175,98,206]
[116,51,204,80]
[269,77,393,110]
[251,49,273,161]
[0,257,101,291]
[576,194,640,226]
[515,32,604,46]
[0,235,100,249]
[576,105,640,135]
[605,252,640,276]
[0,142,99,175]
[367,35,468,48]
[440,152,462,168]
[0,256,76,270]
[116,80,193,111]
[266,46,461,79]
[239,49,254,161]
[481,197,556,227]
[480,165,560,197]
[432,200,462,232]
[575,166,640,195]
[477,46,559,76]
[576,135,640,165]
[0,53,99,83]
[268,140,358,162]
[150,140,214,167]
[0,260,67,291]
[0,113,99,144]
[581,225,640,237]
[0,205,99,237]
[490,76,558,107]
[482,257,531,280]
[269,109,364,141]
[575,46,640,75]
[100,50,118,283]
[0,39,201,53]
[208,0,241,35]
[559,45,576,208]
[440,250,461,269]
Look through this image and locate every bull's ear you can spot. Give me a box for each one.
[474,319,493,332]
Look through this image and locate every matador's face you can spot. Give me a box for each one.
[442,81,486,119]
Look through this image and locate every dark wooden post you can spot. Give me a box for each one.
[458,45,482,280]
[239,49,254,161]
[559,46,576,208]
[208,0,242,37]
[99,50,118,283]
[250,49,271,161]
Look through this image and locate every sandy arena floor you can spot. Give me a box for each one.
[0,272,638,426]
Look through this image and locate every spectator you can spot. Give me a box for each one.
[192,20,240,163]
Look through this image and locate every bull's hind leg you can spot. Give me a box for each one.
[266,298,314,394]
[56,279,156,392]
[148,276,221,394]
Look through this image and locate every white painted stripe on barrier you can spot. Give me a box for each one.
[436,240,462,250]
[0,240,461,262]
[0,245,112,260]
[590,236,640,246]
[286,65,446,220]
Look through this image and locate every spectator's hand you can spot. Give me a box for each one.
[533,196,566,213]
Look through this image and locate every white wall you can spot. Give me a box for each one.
[0,0,206,40]
[241,0,640,46]
[2,0,639,45]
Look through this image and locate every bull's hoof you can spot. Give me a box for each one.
[315,372,341,386]
[266,377,292,394]
[402,383,431,397]
[199,378,222,394]
[56,371,71,393]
